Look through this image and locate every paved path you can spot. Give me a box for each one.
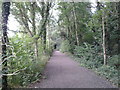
[30,51,116,88]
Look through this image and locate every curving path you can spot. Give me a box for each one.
[30,51,117,88]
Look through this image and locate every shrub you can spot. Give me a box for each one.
[60,40,70,53]
[108,55,119,68]
[7,35,51,87]
[74,43,103,68]
[73,43,119,86]
[74,44,120,85]
[95,65,118,86]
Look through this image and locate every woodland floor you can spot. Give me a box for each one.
[29,51,117,88]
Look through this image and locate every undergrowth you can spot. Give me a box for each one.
[68,43,119,87]
[7,35,52,87]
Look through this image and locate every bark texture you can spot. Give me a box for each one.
[2,2,10,89]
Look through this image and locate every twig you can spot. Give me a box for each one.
[1,67,27,76]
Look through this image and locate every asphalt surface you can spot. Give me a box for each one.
[30,51,117,88]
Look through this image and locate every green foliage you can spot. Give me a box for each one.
[46,46,54,57]
[58,2,92,48]
[5,2,53,88]
[82,32,95,44]
[58,2,119,87]
[7,35,51,87]
[108,55,119,68]
[74,43,103,68]
[73,43,119,86]
[73,53,119,86]
[60,40,70,53]
[4,1,119,88]
[95,65,118,86]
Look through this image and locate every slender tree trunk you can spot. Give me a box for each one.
[43,2,51,50]
[31,2,36,35]
[72,3,79,46]
[34,40,38,59]
[31,2,38,59]
[41,2,51,51]
[43,27,46,50]
[47,24,50,50]
[96,1,107,65]
[2,2,10,89]
[64,10,73,43]
[102,11,107,65]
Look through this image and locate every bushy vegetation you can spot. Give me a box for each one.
[72,43,119,86]
[7,35,52,87]
[60,40,70,53]
[1,1,119,88]
[74,44,103,68]
[60,41,119,86]
[1,2,54,88]
[95,65,118,85]
[58,2,119,87]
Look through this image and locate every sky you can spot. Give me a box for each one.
[8,14,20,37]
[8,0,96,37]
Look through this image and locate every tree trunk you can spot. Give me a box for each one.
[31,2,36,35]
[34,40,38,59]
[31,2,38,59]
[2,2,10,89]
[102,11,107,65]
[41,2,51,51]
[72,3,79,46]
[43,27,46,50]
[97,1,107,65]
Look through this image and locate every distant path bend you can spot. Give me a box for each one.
[30,51,117,88]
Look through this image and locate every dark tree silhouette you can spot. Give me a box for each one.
[2,2,10,89]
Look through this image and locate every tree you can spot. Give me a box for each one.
[11,2,52,59]
[101,9,107,65]
[58,2,91,52]
[2,2,10,89]
[72,2,79,46]
[96,1,107,65]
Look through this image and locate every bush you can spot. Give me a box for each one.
[95,65,118,86]
[73,43,119,86]
[108,55,119,68]
[60,40,70,53]
[7,35,51,87]
[74,43,103,68]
